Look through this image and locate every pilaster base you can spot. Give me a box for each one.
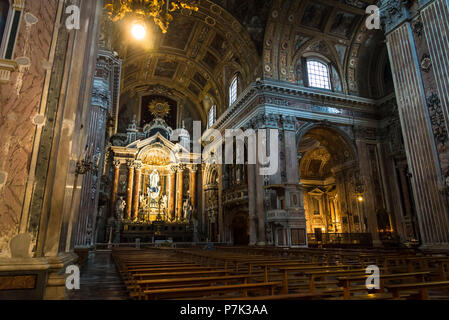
[0,252,78,300]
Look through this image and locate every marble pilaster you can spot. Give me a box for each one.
[126,161,135,220]
[110,160,120,218]
[132,162,142,220]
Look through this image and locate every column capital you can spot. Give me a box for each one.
[127,160,136,169]
[190,164,199,173]
[178,163,187,172]
[281,115,296,131]
[380,0,413,33]
[112,159,121,168]
[170,164,179,173]
[134,161,143,170]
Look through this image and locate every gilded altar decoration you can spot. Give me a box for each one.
[148,99,171,118]
[0,275,36,290]
[142,149,171,166]
[105,0,200,34]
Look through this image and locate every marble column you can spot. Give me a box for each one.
[143,172,149,196]
[110,160,121,218]
[132,162,142,220]
[247,163,257,245]
[176,164,185,220]
[190,165,198,210]
[217,165,224,242]
[126,161,135,220]
[169,166,177,220]
[381,0,449,247]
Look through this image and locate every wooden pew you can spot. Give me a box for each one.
[134,274,252,299]
[276,265,355,293]
[132,270,231,281]
[406,256,449,280]
[126,270,232,296]
[142,282,281,300]
[337,272,430,300]
[302,269,371,293]
[226,288,369,300]
[385,280,449,300]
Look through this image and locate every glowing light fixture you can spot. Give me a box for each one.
[105,0,200,34]
[131,22,146,40]
[357,195,364,202]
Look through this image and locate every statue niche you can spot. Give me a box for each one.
[148,169,161,207]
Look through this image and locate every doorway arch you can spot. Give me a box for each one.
[297,125,363,239]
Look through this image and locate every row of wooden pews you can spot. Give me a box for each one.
[112,248,280,300]
[112,246,449,300]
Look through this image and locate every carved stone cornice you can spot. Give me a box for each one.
[207,79,379,138]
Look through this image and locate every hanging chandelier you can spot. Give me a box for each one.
[105,0,200,34]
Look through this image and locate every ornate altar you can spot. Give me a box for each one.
[108,100,201,242]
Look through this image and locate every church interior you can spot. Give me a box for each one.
[1,0,449,301]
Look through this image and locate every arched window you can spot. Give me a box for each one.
[207,105,216,129]
[306,60,331,90]
[0,0,9,45]
[229,75,238,107]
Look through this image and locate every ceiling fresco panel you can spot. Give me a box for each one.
[300,2,332,31]
[154,59,179,78]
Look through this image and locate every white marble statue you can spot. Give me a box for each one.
[150,169,160,190]
[115,197,126,219]
[183,198,192,221]
[162,194,168,208]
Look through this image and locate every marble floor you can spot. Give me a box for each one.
[67,251,129,300]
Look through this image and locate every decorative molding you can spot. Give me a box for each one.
[420,53,432,73]
[412,20,424,37]
[134,161,142,170]
[12,0,26,10]
[113,159,121,168]
[205,79,380,140]
[379,0,413,33]
[0,59,18,84]
[127,160,136,169]
[427,93,449,145]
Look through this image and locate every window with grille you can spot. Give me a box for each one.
[208,105,216,129]
[229,75,238,107]
[307,60,331,90]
